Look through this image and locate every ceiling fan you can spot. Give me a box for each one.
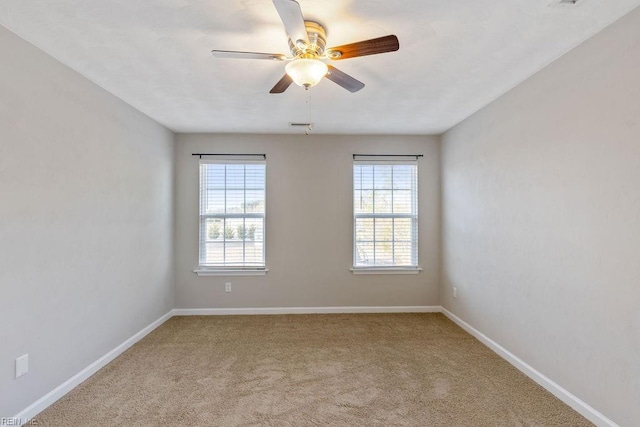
[212,0,399,94]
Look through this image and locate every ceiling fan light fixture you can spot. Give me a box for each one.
[285,58,328,88]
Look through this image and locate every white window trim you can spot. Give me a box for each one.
[350,266,423,275]
[194,268,269,277]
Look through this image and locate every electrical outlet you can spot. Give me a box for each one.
[453,287,458,298]
[225,282,232,293]
[16,354,28,378]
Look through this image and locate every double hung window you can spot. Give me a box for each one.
[353,158,418,269]
[198,160,266,270]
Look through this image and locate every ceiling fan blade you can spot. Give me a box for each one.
[212,50,287,61]
[326,35,399,60]
[269,74,294,94]
[272,0,309,46]
[325,66,365,93]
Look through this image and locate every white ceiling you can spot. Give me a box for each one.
[1,0,639,134]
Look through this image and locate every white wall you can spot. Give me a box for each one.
[0,26,174,416]
[175,134,440,309]
[441,7,640,426]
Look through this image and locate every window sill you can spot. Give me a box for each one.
[350,267,423,275]
[194,268,269,277]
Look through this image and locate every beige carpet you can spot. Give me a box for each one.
[34,313,591,426]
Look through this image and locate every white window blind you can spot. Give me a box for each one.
[353,160,418,268]
[199,160,266,269]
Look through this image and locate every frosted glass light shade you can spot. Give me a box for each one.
[285,59,328,88]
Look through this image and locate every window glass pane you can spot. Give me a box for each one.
[205,218,223,241]
[224,243,244,265]
[392,190,412,214]
[394,218,413,241]
[244,244,264,265]
[205,190,225,214]
[374,241,393,265]
[355,218,374,242]
[355,242,374,266]
[244,218,264,265]
[206,165,225,189]
[394,242,413,265]
[223,218,243,264]
[357,165,374,190]
[374,218,393,243]
[354,190,373,214]
[245,190,265,213]
[225,190,244,214]
[391,165,413,189]
[225,164,245,189]
[222,218,240,241]
[242,218,263,241]
[374,190,392,214]
[203,242,224,265]
[245,164,265,188]
[374,165,392,189]
[354,189,361,212]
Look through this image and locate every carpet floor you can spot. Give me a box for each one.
[34,313,591,426]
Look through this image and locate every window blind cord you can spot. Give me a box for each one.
[360,167,364,210]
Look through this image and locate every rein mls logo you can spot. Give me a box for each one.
[1,418,38,426]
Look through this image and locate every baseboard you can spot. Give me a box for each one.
[173,306,442,315]
[14,306,614,427]
[441,308,618,427]
[12,310,173,423]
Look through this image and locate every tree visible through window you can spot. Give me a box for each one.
[199,161,266,269]
[353,160,418,268]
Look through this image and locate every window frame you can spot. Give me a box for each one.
[194,159,268,276]
[351,158,422,274]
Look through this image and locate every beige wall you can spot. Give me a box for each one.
[441,7,640,426]
[175,134,440,309]
[0,27,174,416]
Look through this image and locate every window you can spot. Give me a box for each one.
[353,158,419,271]
[198,160,266,272]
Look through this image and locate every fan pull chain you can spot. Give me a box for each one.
[305,88,312,135]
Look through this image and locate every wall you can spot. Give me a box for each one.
[441,7,640,426]
[0,27,174,416]
[175,134,439,309]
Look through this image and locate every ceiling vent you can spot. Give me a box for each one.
[552,0,580,5]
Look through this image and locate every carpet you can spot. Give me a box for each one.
[33,313,592,426]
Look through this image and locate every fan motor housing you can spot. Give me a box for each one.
[289,21,327,58]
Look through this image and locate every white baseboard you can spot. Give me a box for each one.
[441,308,618,427]
[173,306,442,316]
[13,306,615,427]
[12,310,173,422]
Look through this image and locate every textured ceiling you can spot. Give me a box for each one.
[1,0,639,134]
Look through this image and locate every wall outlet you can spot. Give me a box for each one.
[453,287,458,298]
[225,282,232,293]
[16,354,28,378]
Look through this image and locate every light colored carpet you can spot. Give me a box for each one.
[34,313,592,426]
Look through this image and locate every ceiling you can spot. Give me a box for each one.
[1,0,639,135]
